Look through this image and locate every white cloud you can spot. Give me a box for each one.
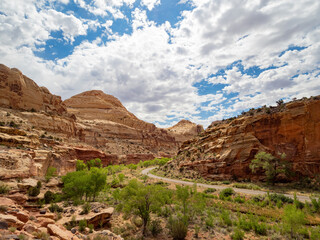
[140,0,160,11]
[0,0,320,128]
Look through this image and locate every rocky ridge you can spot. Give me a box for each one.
[163,96,320,181]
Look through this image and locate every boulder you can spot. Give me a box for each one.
[7,193,28,205]
[23,223,38,234]
[47,224,79,240]
[37,217,55,227]
[8,209,29,223]
[0,213,24,229]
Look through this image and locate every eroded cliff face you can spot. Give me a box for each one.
[166,120,204,143]
[0,64,67,115]
[0,64,201,179]
[164,97,320,181]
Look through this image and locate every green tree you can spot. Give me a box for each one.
[76,160,87,171]
[283,205,306,239]
[88,167,107,201]
[118,179,168,235]
[250,152,290,185]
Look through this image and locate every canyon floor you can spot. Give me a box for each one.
[1,161,320,240]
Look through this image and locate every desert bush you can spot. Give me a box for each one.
[79,219,87,232]
[45,167,57,182]
[149,219,162,236]
[0,183,10,194]
[310,196,320,213]
[33,231,50,240]
[204,188,216,194]
[44,191,55,204]
[49,203,63,213]
[283,205,306,238]
[310,226,320,240]
[81,202,91,214]
[237,215,252,231]
[234,195,245,203]
[253,221,267,235]
[220,210,232,226]
[167,215,188,240]
[231,228,244,240]
[219,188,234,200]
[269,193,293,204]
[118,179,169,235]
[233,183,261,190]
[28,186,40,197]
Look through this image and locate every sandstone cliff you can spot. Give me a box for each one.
[166,120,204,143]
[163,96,320,181]
[0,64,67,115]
[0,64,201,179]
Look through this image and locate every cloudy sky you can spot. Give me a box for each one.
[1,0,319,128]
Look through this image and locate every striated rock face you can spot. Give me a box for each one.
[0,64,67,115]
[64,90,156,131]
[0,63,202,178]
[64,90,180,157]
[166,120,204,143]
[164,97,320,181]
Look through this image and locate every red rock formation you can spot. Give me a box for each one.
[0,64,67,115]
[164,96,320,181]
[166,119,204,143]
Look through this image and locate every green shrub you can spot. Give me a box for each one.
[231,228,244,240]
[49,203,63,213]
[205,215,214,228]
[168,216,188,240]
[219,188,234,200]
[44,191,55,204]
[76,160,87,171]
[45,167,57,182]
[28,186,40,197]
[237,216,252,231]
[310,226,320,240]
[81,202,91,214]
[310,197,320,213]
[233,183,261,190]
[220,210,232,226]
[253,222,267,235]
[204,188,216,194]
[149,219,162,237]
[234,195,245,203]
[79,219,87,232]
[283,205,306,238]
[88,223,94,233]
[269,193,293,204]
[0,183,10,194]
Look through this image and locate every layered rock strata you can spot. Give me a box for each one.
[164,96,320,181]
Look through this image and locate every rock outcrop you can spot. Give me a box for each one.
[166,120,204,143]
[164,96,320,181]
[0,64,67,115]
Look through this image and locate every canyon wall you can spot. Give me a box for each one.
[164,97,320,181]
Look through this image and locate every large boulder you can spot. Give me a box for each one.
[0,213,24,229]
[47,224,79,240]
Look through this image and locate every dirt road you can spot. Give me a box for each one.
[142,167,311,202]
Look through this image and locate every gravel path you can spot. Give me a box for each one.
[142,167,311,202]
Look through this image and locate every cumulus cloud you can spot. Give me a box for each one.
[0,0,320,128]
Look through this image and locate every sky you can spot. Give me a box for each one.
[0,0,320,128]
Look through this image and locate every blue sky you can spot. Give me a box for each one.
[0,0,320,128]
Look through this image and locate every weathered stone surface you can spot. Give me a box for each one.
[36,217,55,227]
[60,207,114,228]
[165,96,320,181]
[7,193,28,205]
[0,197,16,207]
[23,223,38,234]
[166,120,204,143]
[47,224,79,240]
[0,64,67,115]
[8,210,29,223]
[0,214,24,229]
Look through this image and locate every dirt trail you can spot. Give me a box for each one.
[142,167,311,202]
